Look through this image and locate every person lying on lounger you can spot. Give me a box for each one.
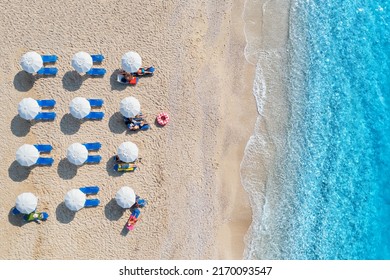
[133,66,154,76]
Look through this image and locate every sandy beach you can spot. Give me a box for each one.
[0,0,256,259]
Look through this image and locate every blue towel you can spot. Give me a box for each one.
[79,186,100,195]
[36,67,58,75]
[88,99,104,107]
[85,112,104,120]
[91,54,104,63]
[82,142,101,151]
[34,144,53,153]
[84,199,100,207]
[36,157,54,166]
[36,99,56,107]
[12,207,21,215]
[131,208,141,218]
[41,55,58,63]
[34,112,56,120]
[86,68,106,76]
[140,124,150,131]
[85,155,101,164]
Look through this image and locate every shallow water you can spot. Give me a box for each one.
[242,0,390,259]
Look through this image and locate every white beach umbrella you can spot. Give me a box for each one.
[15,192,38,214]
[121,51,142,73]
[71,52,93,73]
[16,144,40,167]
[67,143,88,165]
[120,97,141,118]
[69,97,91,119]
[20,51,43,73]
[64,189,86,211]
[115,186,136,208]
[117,141,139,163]
[18,98,41,120]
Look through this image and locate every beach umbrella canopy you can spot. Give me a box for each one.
[69,97,91,119]
[18,98,41,120]
[16,144,40,167]
[121,51,142,73]
[67,143,88,165]
[71,52,93,73]
[20,51,43,73]
[64,189,86,211]
[15,192,38,214]
[115,186,136,208]
[120,97,141,118]
[117,141,139,163]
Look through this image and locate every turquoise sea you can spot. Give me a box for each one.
[242,0,390,259]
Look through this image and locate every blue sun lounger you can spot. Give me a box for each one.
[12,207,21,215]
[36,157,54,166]
[41,55,58,63]
[36,67,58,75]
[34,112,56,121]
[85,112,104,120]
[79,186,100,195]
[88,99,104,107]
[91,54,104,63]
[34,144,53,153]
[86,68,106,76]
[37,99,56,107]
[85,155,101,164]
[83,142,101,151]
[84,199,100,207]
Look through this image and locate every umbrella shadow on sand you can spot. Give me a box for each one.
[11,115,31,137]
[62,71,90,92]
[108,112,127,134]
[8,161,32,182]
[104,199,126,221]
[110,69,127,91]
[55,202,76,224]
[105,156,124,177]
[13,71,35,92]
[8,209,27,227]
[60,113,82,135]
[57,158,78,180]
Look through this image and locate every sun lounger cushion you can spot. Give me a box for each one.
[36,67,58,75]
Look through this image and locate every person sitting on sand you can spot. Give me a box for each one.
[119,69,134,82]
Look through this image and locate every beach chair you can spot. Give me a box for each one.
[34,144,53,153]
[34,112,56,121]
[23,212,49,222]
[79,186,100,195]
[86,68,106,76]
[85,155,101,164]
[91,54,104,63]
[37,99,56,107]
[36,67,58,75]
[85,112,104,120]
[84,199,100,207]
[117,74,138,85]
[36,157,54,166]
[88,99,104,107]
[82,142,101,151]
[126,208,141,230]
[114,163,137,172]
[12,207,21,215]
[41,55,58,63]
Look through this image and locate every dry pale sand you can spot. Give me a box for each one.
[0,0,256,259]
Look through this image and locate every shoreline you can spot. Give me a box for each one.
[215,0,257,259]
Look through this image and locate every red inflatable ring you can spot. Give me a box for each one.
[157,112,169,126]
